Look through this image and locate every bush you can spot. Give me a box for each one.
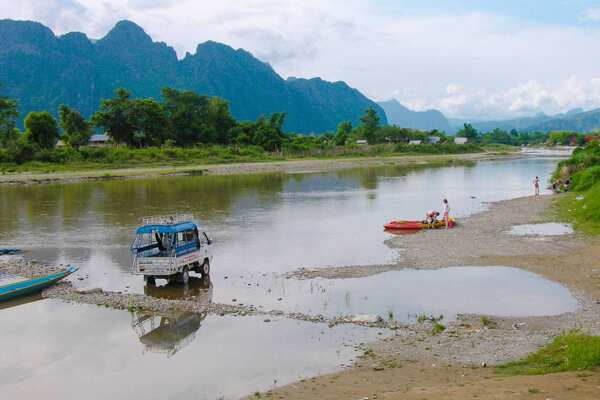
[571,165,600,191]
[13,140,39,164]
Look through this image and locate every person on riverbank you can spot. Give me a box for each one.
[534,176,540,196]
[442,199,450,229]
[425,210,439,228]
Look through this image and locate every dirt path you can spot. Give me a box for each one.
[258,362,600,400]
[0,152,514,185]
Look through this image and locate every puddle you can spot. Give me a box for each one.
[0,299,385,400]
[508,223,574,236]
[213,267,578,322]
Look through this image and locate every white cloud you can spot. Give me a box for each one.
[406,77,600,119]
[3,0,600,119]
[581,8,600,21]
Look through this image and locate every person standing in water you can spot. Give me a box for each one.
[442,198,450,229]
[534,176,540,196]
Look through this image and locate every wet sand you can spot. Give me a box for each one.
[0,152,514,186]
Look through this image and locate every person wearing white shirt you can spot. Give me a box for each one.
[442,198,450,229]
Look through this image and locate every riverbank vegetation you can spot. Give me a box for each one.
[5,84,589,173]
[497,332,600,375]
[0,86,496,172]
[553,141,600,234]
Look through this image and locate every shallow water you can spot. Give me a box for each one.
[0,157,559,295]
[0,155,575,399]
[213,267,577,321]
[0,299,384,400]
[508,223,574,236]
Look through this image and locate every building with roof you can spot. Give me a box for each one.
[89,134,111,147]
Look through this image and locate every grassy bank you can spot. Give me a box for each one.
[553,142,600,235]
[0,143,493,174]
[554,187,600,235]
[497,332,600,375]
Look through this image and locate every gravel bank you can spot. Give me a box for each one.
[0,152,515,186]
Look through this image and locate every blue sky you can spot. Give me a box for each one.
[2,0,600,119]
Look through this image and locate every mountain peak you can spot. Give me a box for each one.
[102,20,151,43]
[0,19,56,51]
[194,41,257,61]
[379,99,410,112]
[379,99,449,131]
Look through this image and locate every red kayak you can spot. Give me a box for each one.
[384,218,455,230]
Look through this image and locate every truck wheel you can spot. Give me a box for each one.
[181,267,190,285]
[192,261,201,273]
[200,259,210,277]
[144,275,156,286]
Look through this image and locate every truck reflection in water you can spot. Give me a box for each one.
[131,276,213,357]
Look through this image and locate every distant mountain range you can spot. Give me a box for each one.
[378,99,451,132]
[0,19,386,133]
[378,99,600,134]
[449,108,600,134]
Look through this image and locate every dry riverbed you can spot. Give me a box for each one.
[2,193,600,399]
[0,151,515,185]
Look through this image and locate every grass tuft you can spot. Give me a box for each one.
[431,322,446,335]
[496,332,600,376]
[481,316,497,329]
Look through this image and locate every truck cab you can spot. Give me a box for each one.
[130,214,213,285]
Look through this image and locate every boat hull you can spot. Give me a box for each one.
[384,218,455,230]
[0,266,78,302]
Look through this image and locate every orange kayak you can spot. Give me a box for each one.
[384,218,455,230]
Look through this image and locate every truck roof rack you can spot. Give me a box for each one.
[141,213,194,226]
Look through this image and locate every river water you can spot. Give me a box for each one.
[0,156,562,292]
[0,153,578,399]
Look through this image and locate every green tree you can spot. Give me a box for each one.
[456,123,479,142]
[206,97,237,145]
[59,105,92,149]
[162,88,213,146]
[481,128,512,145]
[24,111,59,149]
[130,98,170,146]
[92,88,136,145]
[335,121,352,145]
[230,121,255,146]
[359,108,380,144]
[0,85,19,148]
[252,113,286,151]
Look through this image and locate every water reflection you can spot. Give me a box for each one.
[0,300,385,400]
[144,275,213,301]
[213,267,578,321]
[0,158,561,295]
[132,311,207,357]
[0,293,44,311]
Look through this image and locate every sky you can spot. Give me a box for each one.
[3,0,600,120]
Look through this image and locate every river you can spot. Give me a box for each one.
[0,152,576,400]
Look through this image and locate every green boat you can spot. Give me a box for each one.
[0,266,78,302]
